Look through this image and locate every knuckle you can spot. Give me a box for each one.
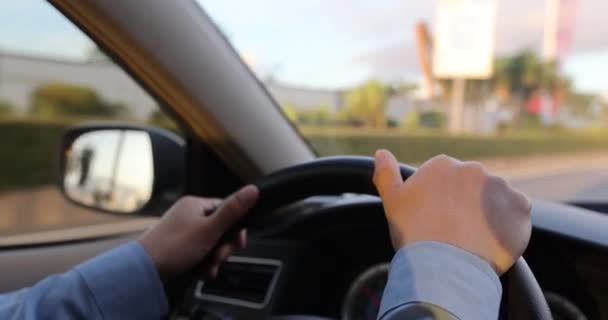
[461,161,486,176]
[467,161,484,171]
[176,195,199,207]
[518,191,532,214]
[432,154,451,163]
[429,154,458,169]
[373,164,386,176]
[491,174,508,187]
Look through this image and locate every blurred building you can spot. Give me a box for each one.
[385,95,415,122]
[265,79,344,113]
[0,51,421,124]
[0,51,156,117]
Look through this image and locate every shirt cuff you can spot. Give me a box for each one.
[76,241,169,319]
[379,241,502,320]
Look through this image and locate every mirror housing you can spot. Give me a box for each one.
[58,123,185,216]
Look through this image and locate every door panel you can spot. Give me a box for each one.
[0,233,138,292]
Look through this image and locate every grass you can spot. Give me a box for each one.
[301,126,608,162]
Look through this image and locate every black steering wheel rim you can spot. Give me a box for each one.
[247,156,552,320]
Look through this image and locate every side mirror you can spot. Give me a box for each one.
[58,124,185,216]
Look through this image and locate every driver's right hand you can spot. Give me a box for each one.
[373,150,532,275]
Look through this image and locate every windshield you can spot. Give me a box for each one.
[199,0,608,203]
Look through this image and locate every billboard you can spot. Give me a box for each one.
[432,0,498,79]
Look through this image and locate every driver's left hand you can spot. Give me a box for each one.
[138,185,259,282]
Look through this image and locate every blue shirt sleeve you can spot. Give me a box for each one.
[0,241,168,319]
[378,241,502,320]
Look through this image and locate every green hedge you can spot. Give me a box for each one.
[0,119,68,192]
[2,119,608,193]
[307,133,608,163]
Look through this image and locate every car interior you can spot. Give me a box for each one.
[3,1,608,320]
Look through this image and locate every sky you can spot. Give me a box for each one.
[2,0,608,93]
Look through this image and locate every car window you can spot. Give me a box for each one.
[0,2,177,237]
[199,0,608,203]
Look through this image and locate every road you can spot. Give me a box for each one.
[2,152,608,238]
[511,169,608,202]
[481,152,608,202]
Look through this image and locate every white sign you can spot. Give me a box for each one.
[433,0,498,79]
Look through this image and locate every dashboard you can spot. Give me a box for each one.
[172,196,608,320]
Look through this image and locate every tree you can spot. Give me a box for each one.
[148,109,177,129]
[492,50,561,102]
[487,50,565,127]
[565,91,594,116]
[341,80,387,128]
[0,100,14,116]
[419,111,446,128]
[281,103,299,123]
[86,47,109,62]
[105,102,131,117]
[402,110,419,128]
[298,105,333,125]
[29,82,127,118]
[438,52,557,106]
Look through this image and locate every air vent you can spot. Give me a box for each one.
[195,256,282,309]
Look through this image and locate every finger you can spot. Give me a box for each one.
[235,229,247,250]
[213,242,237,264]
[201,198,224,216]
[210,230,245,263]
[206,264,220,279]
[206,198,223,208]
[199,243,236,279]
[209,185,259,232]
[215,230,246,265]
[373,149,403,198]
[203,242,238,279]
[214,229,246,252]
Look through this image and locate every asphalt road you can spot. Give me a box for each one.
[2,157,608,237]
[511,169,608,202]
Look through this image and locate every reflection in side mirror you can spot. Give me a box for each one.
[63,130,154,213]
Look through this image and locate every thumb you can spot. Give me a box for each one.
[373,149,403,198]
[209,185,259,232]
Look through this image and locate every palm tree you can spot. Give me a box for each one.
[492,50,562,126]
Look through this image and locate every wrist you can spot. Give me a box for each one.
[138,237,171,282]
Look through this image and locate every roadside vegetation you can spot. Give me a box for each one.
[1,50,608,193]
[3,117,608,193]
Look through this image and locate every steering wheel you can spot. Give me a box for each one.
[246,156,553,320]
